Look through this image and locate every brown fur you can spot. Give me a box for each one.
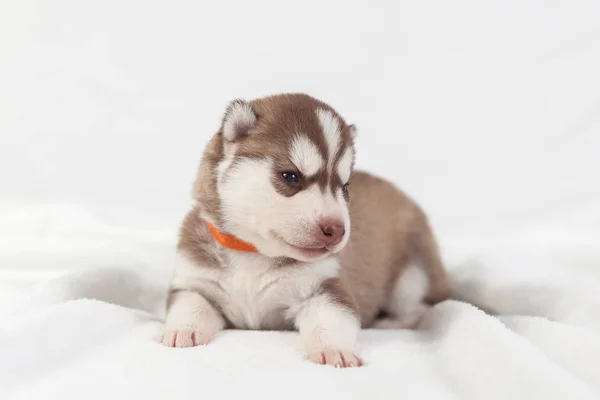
[177,208,221,269]
[336,171,450,327]
[192,134,225,226]
[318,277,359,315]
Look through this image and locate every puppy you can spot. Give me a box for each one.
[158,93,450,368]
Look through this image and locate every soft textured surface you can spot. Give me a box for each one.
[1,207,599,400]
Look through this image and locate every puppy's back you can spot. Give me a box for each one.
[338,171,450,326]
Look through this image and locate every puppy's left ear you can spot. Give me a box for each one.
[348,124,358,139]
[221,99,257,142]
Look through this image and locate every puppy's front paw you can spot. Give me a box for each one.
[308,349,363,368]
[158,329,213,348]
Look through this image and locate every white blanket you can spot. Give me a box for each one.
[1,208,599,400]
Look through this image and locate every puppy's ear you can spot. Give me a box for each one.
[348,124,358,139]
[222,99,257,142]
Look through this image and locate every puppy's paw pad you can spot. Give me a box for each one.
[158,329,212,348]
[308,349,363,368]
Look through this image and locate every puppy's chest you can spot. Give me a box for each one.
[219,261,286,330]
[213,255,338,330]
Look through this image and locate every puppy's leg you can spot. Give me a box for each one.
[371,264,430,329]
[158,288,225,347]
[373,214,450,330]
[293,278,363,368]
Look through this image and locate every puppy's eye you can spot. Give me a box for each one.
[282,172,299,184]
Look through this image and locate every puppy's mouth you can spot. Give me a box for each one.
[291,245,329,258]
[269,231,331,259]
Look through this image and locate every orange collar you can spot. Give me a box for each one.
[206,221,258,253]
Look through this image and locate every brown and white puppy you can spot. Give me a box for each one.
[158,93,450,368]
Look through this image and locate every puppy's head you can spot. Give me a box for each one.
[196,93,356,262]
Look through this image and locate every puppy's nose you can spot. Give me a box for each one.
[317,219,345,246]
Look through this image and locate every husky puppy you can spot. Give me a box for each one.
[159,93,450,368]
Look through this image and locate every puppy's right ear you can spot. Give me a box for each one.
[221,99,257,142]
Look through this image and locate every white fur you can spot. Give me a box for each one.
[223,252,339,329]
[293,294,360,353]
[215,143,238,182]
[375,264,430,329]
[319,190,345,222]
[394,264,429,308]
[290,135,323,176]
[169,249,340,330]
[217,158,280,250]
[337,147,354,184]
[316,108,341,168]
[222,101,256,141]
[164,290,225,333]
[170,250,221,291]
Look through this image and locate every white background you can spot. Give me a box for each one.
[1,0,599,258]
